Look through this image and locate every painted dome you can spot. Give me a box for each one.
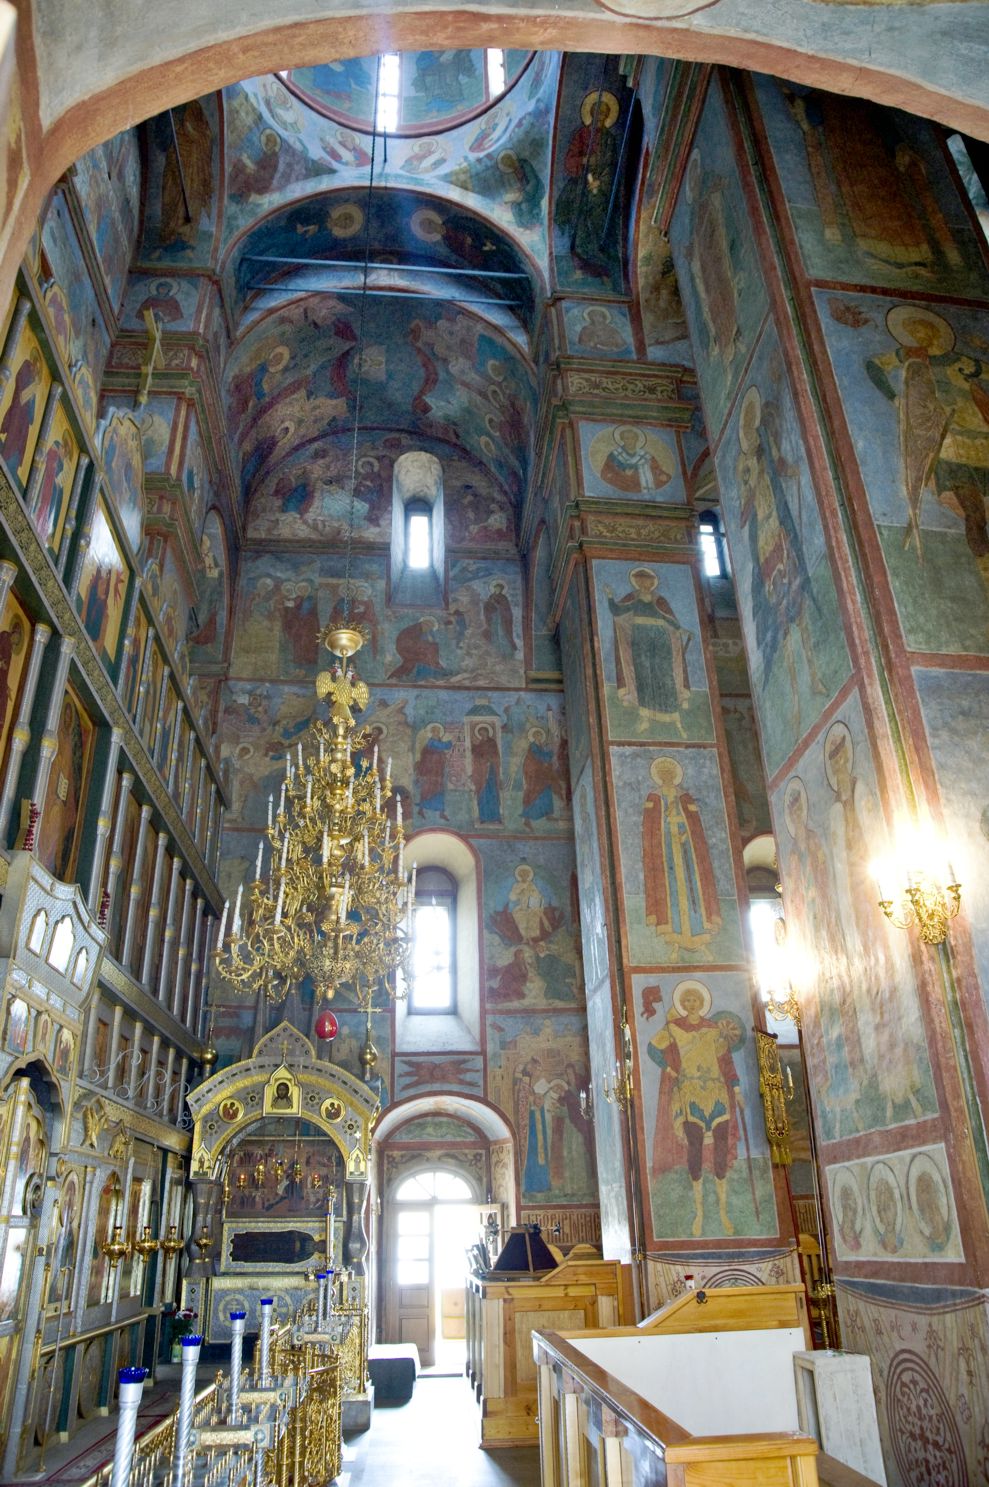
[278,49,534,137]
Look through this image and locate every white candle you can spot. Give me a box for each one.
[396,795,403,828]
[298,742,303,772]
[375,780,381,811]
[267,795,273,829]
[398,841,405,878]
[285,751,291,780]
[319,737,325,765]
[281,833,289,872]
[385,756,392,783]
[306,778,312,809]
[218,899,229,945]
[347,776,354,806]
[233,883,243,936]
[384,820,390,849]
[279,782,286,816]
[255,841,263,881]
[363,829,369,866]
[274,881,284,926]
[371,745,378,774]
[322,829,328,866]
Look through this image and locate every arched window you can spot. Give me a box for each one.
[410,867,456,1014]
[698,508,729,579]
[395,1169,474,1202]
[391,451,444,604]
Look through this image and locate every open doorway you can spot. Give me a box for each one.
[386,1168,484,1371]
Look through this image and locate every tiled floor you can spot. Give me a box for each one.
[342,1375,541,1487]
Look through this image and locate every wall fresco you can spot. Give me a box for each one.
[71,130,141,313]
[0,318,51,487]
[828,1144,962,1263]
[816,289,989,656]
[482,837,583,1009]
[914,667,989,1017]
[631,970,775,1240]
[669,80,767,439]
[611,744,743,966]
[487,1012,597,1203]
[753,76,989,298]
[772,690,936,1142]
[563,300,635,358]
[139,96,219,266]
[551,54,631,294]
[837,1280,989,1487]
[579,420,686,502]
[39,189,111,388]
[713,321,851,778]
[592,558,713,743]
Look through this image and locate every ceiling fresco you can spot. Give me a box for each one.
[223,292,536,510]
[279,49,535,136]
[225,187,541,333]
[221,57,560,260]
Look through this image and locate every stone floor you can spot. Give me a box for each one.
[342,1375,541,1487]
[20,1368,537,1487]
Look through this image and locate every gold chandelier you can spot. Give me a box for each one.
[214,624,414,1008]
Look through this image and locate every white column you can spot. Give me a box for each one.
[109,1366,148,1487]
[228,1311,246,1425]
[172,1333,203,1487]
[258,1298,273,1387]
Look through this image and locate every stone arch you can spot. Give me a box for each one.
[374,1092,518,1218]
[8,8,989,320]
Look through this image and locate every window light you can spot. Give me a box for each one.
[486,49,506,96]
[376,53,401,134]
[407,509,432,570]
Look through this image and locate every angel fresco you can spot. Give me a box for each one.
[159,100,213,250]
[866,304,989,596]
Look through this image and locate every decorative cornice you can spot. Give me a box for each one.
[0,479,222,912]
[73,1084,192,1154]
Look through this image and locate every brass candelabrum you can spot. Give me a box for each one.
[754,1029,794,1166]
[212,626,414,1008]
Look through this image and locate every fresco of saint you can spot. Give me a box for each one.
[605,567,691,735]
[642,757,721,961]
[737,382,826,730]
[647,980,743,1236]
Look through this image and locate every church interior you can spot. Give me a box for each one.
[0,3,988,1485]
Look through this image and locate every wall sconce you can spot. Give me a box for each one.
[754,1030,794,1167]
[873,840,961,946]
[602,1014,634,1112]
[578,1085,594,1121]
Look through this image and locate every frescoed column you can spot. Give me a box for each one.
[658,63,989,1478]
[536,353,788,1289]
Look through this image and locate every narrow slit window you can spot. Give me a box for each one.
[698,509,728,579]
[376,53,401,134]
[406,506,432,571]
[486,49,506,96]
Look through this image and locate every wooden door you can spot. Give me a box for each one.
[393,1203,434,1364]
